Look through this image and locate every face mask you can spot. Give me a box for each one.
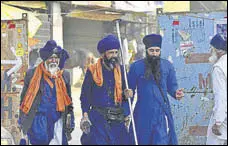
[208,49,218,64]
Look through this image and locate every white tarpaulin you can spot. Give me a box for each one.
[1,3,42,38]
[113,1,163,12]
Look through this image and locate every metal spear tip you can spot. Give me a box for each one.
[112,19,122,22]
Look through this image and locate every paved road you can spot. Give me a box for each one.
[69,87,82,145]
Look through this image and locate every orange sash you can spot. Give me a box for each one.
[88,58,122,104]
[20,62,72,114]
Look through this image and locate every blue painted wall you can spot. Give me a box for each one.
[158,11,227,144]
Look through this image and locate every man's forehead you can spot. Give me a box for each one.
[48,54,59,59]
[148,47,160,50]
[210,45,215,49]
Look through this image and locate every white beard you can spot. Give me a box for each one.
[208,52,218,64]
[45,62,60,75]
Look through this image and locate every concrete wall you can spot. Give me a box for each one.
[30,15,51,50]
[52,2,63,47]
[63,18,114,85]
[28,14,51,68]
[158,11,226,144]
[63,17,113,57]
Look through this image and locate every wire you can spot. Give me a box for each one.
[3,3,113,16]
[184,14,215,21]
[32,7,114,16]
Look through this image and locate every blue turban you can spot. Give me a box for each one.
[210,34,227,51]
[39,40,58,61]
[143,34,162,49]
[39,40,69,69]
[57,46,69,69]
[97,34,120,54]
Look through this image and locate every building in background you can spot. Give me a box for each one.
[1,1,227,145]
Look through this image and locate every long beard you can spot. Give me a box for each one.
[145,53,161,82]
[104,56,119,70]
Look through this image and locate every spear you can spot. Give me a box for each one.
[114,19,138,145]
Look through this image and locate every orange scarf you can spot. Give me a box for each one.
[20,62,72,114]
[88,58,122,104]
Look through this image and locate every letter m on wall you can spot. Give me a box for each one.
[199,73,212,89]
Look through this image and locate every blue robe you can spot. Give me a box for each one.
[127,58,178,145]
[27,79,68,145]
[19,68,74,145]
[80,64,130,145]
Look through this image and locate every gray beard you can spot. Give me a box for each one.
[45,62,59,75]
[208,51,218,64]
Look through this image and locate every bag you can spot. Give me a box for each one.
[93,106,125,123]
[105,107,125,123]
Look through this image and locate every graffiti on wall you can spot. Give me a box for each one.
[158,11,226,144]
[1,17,28,145]
[214,18,227,40]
